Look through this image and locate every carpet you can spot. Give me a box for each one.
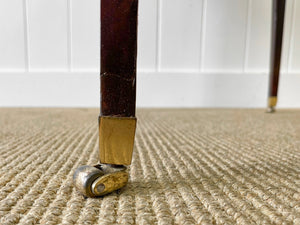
[0,108,299,225]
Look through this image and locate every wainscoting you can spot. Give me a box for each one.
[0,0,299,107]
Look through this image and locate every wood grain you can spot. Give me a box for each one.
[268,0,286,98]
[101,0,138,117]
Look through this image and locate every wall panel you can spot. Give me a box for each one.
[203,0,248,71]
[137,0,158,71]
[27,0,68,70]
[71,0,100,72]
[280,0,294,73]
[245,0,272,72]
[289,0,300,72]
[159,0,203,71]
[0,0,26,70]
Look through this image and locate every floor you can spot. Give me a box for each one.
[0,108,299,225]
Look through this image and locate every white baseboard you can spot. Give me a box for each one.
[0,72,299,108]
[0,72,100,107]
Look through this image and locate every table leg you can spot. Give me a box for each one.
[73,0,138,197]
[267,0,286,113]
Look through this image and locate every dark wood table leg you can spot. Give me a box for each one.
[267,0,286,113]
[101,0,138,118]
[100,0,138,165]
[73,0,138,197]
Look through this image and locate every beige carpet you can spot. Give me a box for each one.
[0,108,299,225]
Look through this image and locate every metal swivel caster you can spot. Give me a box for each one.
[73,164,128,197]
[266,106,276,113]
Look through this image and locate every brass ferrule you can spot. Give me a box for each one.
[99,116,137,165]
[268,97,277,108]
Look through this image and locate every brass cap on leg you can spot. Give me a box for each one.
[267,97,277,113]
[99,116,137,165]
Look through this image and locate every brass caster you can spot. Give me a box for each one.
[267,97,277,113]
[73,164,128,197]
[266,106,276,113]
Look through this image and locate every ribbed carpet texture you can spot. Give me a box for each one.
[0,108,299,225]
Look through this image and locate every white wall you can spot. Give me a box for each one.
[0,0,300,108]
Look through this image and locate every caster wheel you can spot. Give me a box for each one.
[266,106,276,113]
[73,164,128,197]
